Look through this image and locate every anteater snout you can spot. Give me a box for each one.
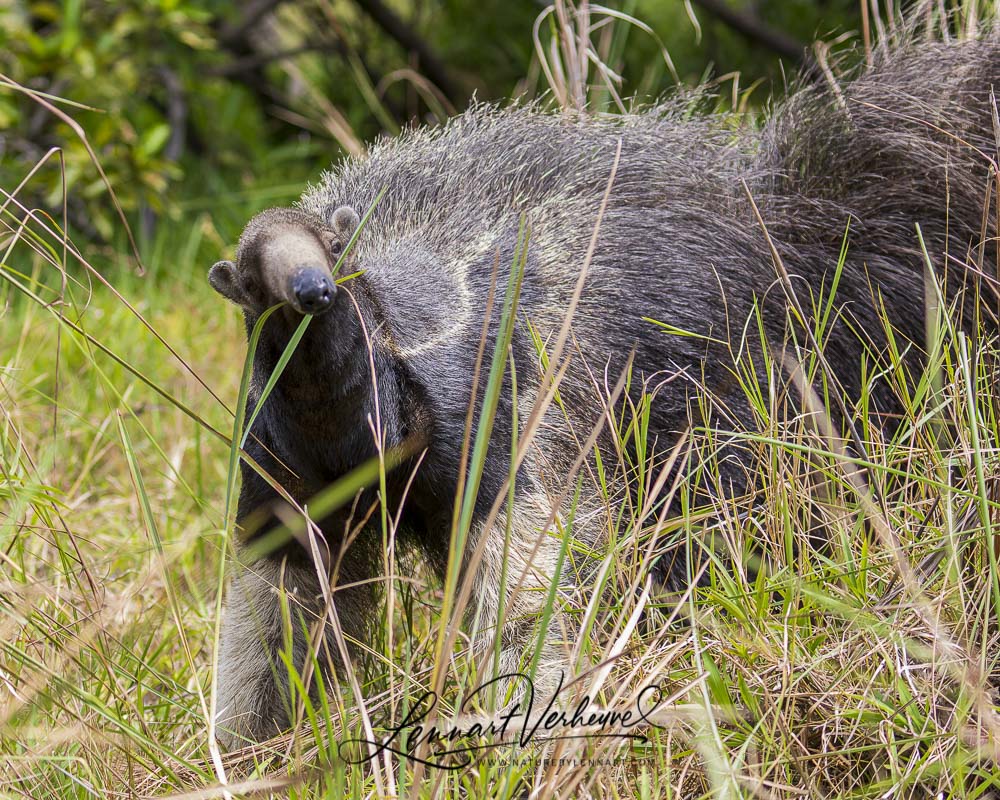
[290,267,336,315]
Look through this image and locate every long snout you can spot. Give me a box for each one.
[257,223,339,315]
[289,266,336,315]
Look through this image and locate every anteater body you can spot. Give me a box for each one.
[210,39,999,746]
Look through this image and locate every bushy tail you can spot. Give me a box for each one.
[757,34,1000,343]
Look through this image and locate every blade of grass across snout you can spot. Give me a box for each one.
[239,312,312,450]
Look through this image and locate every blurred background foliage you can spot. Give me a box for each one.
[0,0,871,265]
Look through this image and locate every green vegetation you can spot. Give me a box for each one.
[4,1,1000,798]
[0,0,867,247]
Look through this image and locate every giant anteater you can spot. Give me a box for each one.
[208,35,1000,747]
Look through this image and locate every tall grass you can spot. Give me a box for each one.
[4,1,1000,798]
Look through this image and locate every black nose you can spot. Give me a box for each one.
[291,267,336,314]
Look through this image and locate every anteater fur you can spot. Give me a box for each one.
[210,37,1000,747]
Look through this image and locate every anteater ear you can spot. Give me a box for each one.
[208,260,249,306]
[331,206,361,240]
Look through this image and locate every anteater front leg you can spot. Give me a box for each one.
[214,462,379,749]
[215,553,326,748]
[468,491,575,705]
[216,548,380,748]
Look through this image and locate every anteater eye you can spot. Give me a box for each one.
[331,240,343,256]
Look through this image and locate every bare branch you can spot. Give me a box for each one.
[351,0,463,104]
[218,0,289,46]
[689,0,806,64]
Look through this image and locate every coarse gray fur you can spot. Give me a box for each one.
[211,36,1000,747]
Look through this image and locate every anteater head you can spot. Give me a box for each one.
[209,205,361,316]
